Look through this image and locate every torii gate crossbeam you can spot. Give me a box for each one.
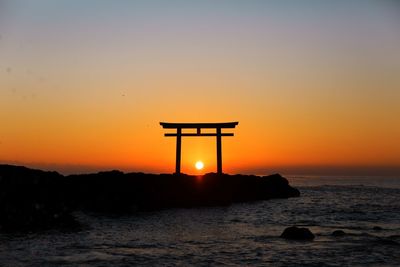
[160,122,239,174]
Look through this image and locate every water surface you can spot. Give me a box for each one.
[1,176,399,266]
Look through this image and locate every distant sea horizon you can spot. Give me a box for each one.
[285,175,400,189]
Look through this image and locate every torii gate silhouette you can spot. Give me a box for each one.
[160,122,239,174]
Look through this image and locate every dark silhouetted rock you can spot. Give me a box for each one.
[280,226,315,240]
[0,165,79,231]
[332,230,346,236]
[0,165,300,231]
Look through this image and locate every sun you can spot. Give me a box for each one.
[195,161,204,170]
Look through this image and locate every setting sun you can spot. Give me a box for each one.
[195,161,204,170]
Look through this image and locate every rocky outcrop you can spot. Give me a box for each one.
[65,172,300,212]
[280,226,315,240]
[0,165,300,231]
[332,230,346,236]
[0,165,79,231]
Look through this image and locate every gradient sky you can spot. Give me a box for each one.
[1,0,399,175]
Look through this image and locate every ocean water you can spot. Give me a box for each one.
[0,176,399,266]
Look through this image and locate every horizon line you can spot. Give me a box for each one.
[1,161,400,177]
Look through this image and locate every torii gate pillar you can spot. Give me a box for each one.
[175,127,182,174]
[216,127,222,174]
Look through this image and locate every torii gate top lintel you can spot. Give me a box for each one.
[160,122,238,129]
[160,122,239,174]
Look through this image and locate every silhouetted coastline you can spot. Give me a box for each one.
[0,164,299,231]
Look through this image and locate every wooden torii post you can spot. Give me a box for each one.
[160,122,239,175]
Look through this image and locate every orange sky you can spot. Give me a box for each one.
[0,1,399,175]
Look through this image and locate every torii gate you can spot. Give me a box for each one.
[160,122,239,175]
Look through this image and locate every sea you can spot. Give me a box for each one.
[0,175,399,266]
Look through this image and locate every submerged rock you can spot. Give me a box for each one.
[332,230,346,237]
[280,226,315,240]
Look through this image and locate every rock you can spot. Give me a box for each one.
[332,230,346,236]
[0,165,78,231]
[373,226,383,231]
[280,226,315,240]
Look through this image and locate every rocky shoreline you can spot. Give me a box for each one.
[0,164,299,231]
